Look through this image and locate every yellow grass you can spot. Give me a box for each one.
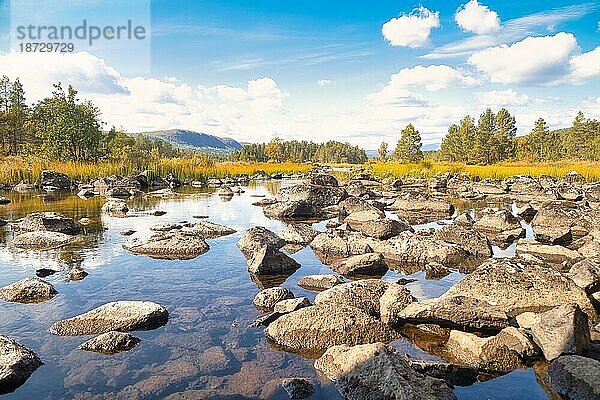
[370,161,600,182]
[0,156,311,184]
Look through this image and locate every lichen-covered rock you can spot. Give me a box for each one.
[191,220,236,239]
[274,297,311,314]
[379,284,415,326]
[237,226,285,258]
[279,224,319,245]
[350,217,411,240]
[78,331,141,355]
[297,274,344,290]
[276,183,347,208]
[389,193,455,224]
[515,239,582,271]
[123,231,209,260]
[12,231,77,250]
[337,197,385,218]
[548,355,600,400]
[332,253,388,276]
[473,209,523,242]
[265,305,395,352]
[569,257,600,294]
[49,301,169,336]
[315,343,456,400]
[0,277,57,303]
[310,231,377,259]
[0,334,42,395]
[264,201,321,220]
[281,378,315,399]
[314,279,390,317]
[308,173,338,187]
[246,246,300,275]
[253,287,294,310]
[434,224,492,258]
[15,212,80,235]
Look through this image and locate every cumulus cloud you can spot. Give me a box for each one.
[570,46,600,84]
[381,65,480,92]
[382,6,440,48]
[455,0,501,35]
[477,89,529,106]
[467,32,579,84]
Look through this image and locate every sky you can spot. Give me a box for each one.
[0,0,599,149]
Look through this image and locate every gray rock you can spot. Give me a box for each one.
[473,209,523,241]
[337,196,385,217]
[13,183,36,193]
[253,287,294,310]
[529,304,590,361]
[282,377,315,399]
[332,253,388,276]
[49,301,169,336]
[216,185,234,197]
[351,217,411,240]
[515,239,582,271]
[106,187,132,198]
[0,334,42,395]
[263,200,320,220]
[191,220,236,239]
[79,331,141,355]
[265,305,395,352]
[237,226,285,258]
[398,296,510,332]
[379,284,416,326]
[13,231,77,250]
[315,343,456,400]
[569,257,600,293]
[443,258,597,320]
[314,279,390,317]
[548,355,600,400]
[247,246,300,275]
[150,222,182,232]
[435,224,492,258]
[531,206,579,245]
[276,183,347,208]
[0,197,11,205]
[297,274,344,290]
[15,212,80,235]
[0,277,57,303]
[101,199,129,216]
[274,297,311,314]
[310,231,376,259]
[279,224,319,244]
[389,193,455,224]
[308,174,338,187]
[68,269,88,281]
[123,231,209,260]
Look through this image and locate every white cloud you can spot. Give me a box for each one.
[382,6,440,48]
[455,0,500,35]
[468,32,579,85]
[317,79,332,87]
[477,89,529,106]
[381,65,480,92]
[570,46,600,84]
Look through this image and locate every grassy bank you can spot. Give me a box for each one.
[369,161,600,181]
[0,157,311,185]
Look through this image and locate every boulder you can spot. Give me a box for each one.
[253,287,294,310]
[191,220,236,239]
[569,257,600,293]
[443,258,597,320]
[265,304,395,352]
[123,231,209,260]
[274,297,311,314]
[308,174,338,187]
[40,170,70,189]
[276,183,347,208]
[93,176,141,192]
[315,343,456,400]
[565,171,586,183]
[15,212,80,235]
[0,334,42,395]
[548,355,600,400]
[49,301,169,336]
[531,206,579,245]
[350,217,411,240]
[454,212,475,227]
[344,210,383,228]
[279,224,319,244]
[237,226,285,258]
[0,277,57,303]
[105,187,132,198]
[310,231,376,259]
[297,274,344,290]
[247,246,300,275]
[474,181,508,195]
[434,224,492,258]
[78,331,141,355]
[150,222,182,232]
[263,200,320,220]
[12,231,77,250]
[515,239,583,271]
[314,279,390,317]
[398,296,510,332]
[217,186,234,197]
[101,199,129,216]
[13,183,36,193]
[529,304,590,361]
[332,253,388,276]
[337,197,385,217]
[473,209,522,239]
[389,193,455,224]
[379,284,416,325]
[281,378,315,399]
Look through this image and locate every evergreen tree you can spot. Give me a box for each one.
[393,124,423,163]
[378,141,388,161]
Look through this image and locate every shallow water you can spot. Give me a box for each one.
[0,180,551,399]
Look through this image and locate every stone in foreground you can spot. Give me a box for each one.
[247,246,300,275]
[78,331,141,355]
[315,342,456,400]
[0,277,57,303]
[281,378,315,399]
[548,355,600,400]
[314,279,390,317]
[49,301,169,336]
[0,334,43,395]
[265,304,395,352]
[237,226,286,258]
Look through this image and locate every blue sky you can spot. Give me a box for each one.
[0,0,599,148]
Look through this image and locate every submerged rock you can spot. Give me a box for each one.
[123,231,209,260]
[0,334,43,395]
[49,301,169,336]
[297,274,344,290]
[15,212,80,235]
[237,226,285,258]
[253,287,295,310]
[13,231,77,250]
[79,331,141,355]
[548,355,600,400]
[281,378,315,399]
[0,277,57,303]
[315,343,457,400]
[191,220,236,239]
[265,304,394,352]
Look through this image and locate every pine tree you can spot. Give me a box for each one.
[493,108,516,162]
[393,124,423,163]
[378,141,388,161]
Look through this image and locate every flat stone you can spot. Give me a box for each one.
[123,231,209,260]
[332,253,388,276]
[314,279,390,317]
[13,231,77,250]
[297,274,344,290]
[0,277,57,303]
[79,331,141,355]
[279,224,319,244]
[191,220,236,239]
[515,239,582,271]
[15,212,80,234]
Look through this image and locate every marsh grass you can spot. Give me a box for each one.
[0,156,311,184]
[370,161,600,181]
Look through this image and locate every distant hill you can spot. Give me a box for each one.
[137,129,242,154]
